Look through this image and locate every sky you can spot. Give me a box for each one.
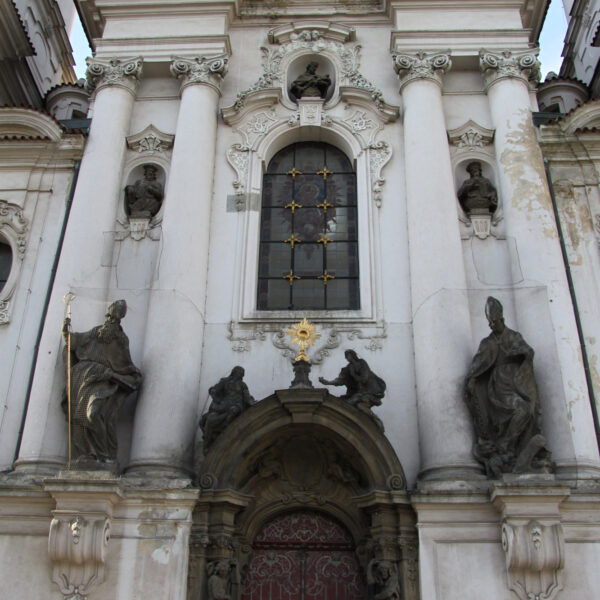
[68,0,568,81]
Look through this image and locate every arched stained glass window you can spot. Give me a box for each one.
[257,142,359,310]
[0,241,11,293]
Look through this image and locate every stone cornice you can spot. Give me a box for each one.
[170,54,229,94]
[85,57,143,95]
[392,50,452,91]
[479,48,541,90]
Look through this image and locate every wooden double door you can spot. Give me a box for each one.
[241,511,366,600]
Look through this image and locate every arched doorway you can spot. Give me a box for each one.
[241,511,365,600]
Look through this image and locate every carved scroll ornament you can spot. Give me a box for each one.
[85,57,143,94]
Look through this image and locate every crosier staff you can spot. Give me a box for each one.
[62,292,76,469]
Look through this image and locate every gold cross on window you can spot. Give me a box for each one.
[318,271,335,285]
[317,199,334,212]
[286,167,303,179]
[284,200,303,213]
[317,166,333,180]
[317,234,332,247]
[285,234,301,248]
[283,270,300,286]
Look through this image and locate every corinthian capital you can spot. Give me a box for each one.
[479,49,541,89]
[170,55,229,93]
[392,50,452,90]
[85,57,143,94]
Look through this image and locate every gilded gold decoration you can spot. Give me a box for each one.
[317,234,331,247]
[317,166,333,179]
[285,200,303,213]
[317,199,334,212]
[286,167,303,178]
[318,271,335,285]
[286,318,321,362]
[285,234,301,248]
[283,270,300,286]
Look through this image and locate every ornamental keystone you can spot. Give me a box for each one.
[479,49,541,89]
[392,50,452,90]
[85,57,143,94]
[170,55,229,93]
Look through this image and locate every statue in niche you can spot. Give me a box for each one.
[457,161,498,217]
[125,164,164,218]
[206,560,237,600]
[319,350,386,430]
[200,366,255,452]
[62,300,142,466]
[464,297,553,478]
[367,559,401,600]
[290,61,331,99]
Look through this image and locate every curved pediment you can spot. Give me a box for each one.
[198,388,406,493]
[0,108,63,141]
[555,98,600,135]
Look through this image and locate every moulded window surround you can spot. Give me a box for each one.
[258,142,359,311]
[233,124,382,325]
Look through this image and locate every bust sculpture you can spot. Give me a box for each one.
[206,560,236,600]
[62,299,142,467]
[125,164,164,218]
[200,366,255,451]
[457,161,498,216]
[319,350,386,430]
[290,61,331,99]
[367,559,401,600]
[464,297,553,477]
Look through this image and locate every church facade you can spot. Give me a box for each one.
[1,1,600,599]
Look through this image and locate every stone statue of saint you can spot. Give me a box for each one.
[290,61,331,99]
[319,350,386,429]
[206,560,236,600]
[62,300,142,466]
[457,161,498,216]
[125,164,164,218]
[200,366,255,451]
[465,297,553,477]
[367,560,401,600]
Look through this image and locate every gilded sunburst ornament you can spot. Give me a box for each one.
[286,318,321,362]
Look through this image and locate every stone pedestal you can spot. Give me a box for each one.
[492,477,570,600]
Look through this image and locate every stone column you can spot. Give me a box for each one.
[393,51,480,482]
[480,49,600,478]
[14,58,142,474]
[127,55,228,477]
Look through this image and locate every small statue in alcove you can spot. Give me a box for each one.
[367,559,401,600]
[125,164,164,218]
[319,350,386,430]
[464,297,553,477]
[290,61,331,99]
[457,161,498,217]
[200,366,255,452]
[206,560,237,600]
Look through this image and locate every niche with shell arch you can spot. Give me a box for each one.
[287,54,336,104]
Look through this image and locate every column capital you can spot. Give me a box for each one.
[85,57,143,95]
[479,49,541,90]
[170,54,229,94]
[392,50,452,91]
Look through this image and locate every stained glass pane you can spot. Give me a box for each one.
[327,279,360,310]
[294,174,324,206]
[326,174,356,207]
[294,244,323,276]
[293,280,324,310]
[264,175,294,207]
[259,244,291,277]
[326,208,357,241]
[326,242,358,277]
[295,143,325,172]
[0,242,11,291]
[260,208,292,241]
[267,146,294,173]
[257,279,290,310]
[325,146,353,172]
[293,207,323,241]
